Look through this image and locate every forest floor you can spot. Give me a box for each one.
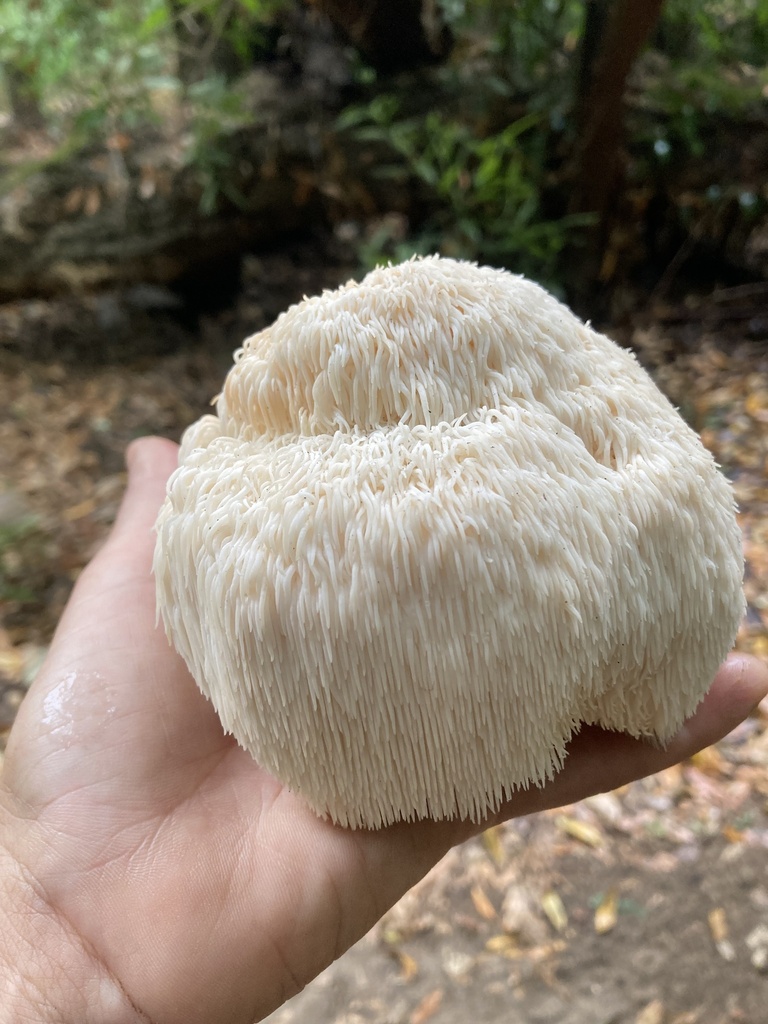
[1,256,767,1024]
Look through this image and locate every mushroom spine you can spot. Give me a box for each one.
[154,255,745,829]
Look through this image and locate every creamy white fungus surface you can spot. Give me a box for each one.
[154,255,745,829]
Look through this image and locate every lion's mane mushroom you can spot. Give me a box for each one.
[153,255,744,829]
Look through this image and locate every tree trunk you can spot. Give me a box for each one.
[306,0,451,73]
[570,0,665,225]
[576,0,610,103]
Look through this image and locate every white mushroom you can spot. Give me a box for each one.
[153,255,745,829]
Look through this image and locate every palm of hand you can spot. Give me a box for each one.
[2,441,461,1024]
[0,438,764,1024]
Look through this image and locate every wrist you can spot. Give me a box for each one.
[0,841,144,1024]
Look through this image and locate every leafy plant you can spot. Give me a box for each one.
[0,0,172,137]
[172,0,283,69]
[436,0,583,98]
[185,73,252,212]
[661,0,768,67]
[644,0,768,160]
[0,0,285,209]
[340,97,591,284]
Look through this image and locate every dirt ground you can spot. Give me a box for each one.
[1,261,767,1024]
[265,804,768,1024]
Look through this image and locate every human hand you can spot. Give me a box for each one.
[1,437,765,1024]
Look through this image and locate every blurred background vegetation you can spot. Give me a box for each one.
[1,0,766,318]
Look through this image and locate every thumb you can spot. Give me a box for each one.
[110,436,180,547]
[44,437,179,644]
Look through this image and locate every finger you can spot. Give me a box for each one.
[47,437,179,639]
[111,436,179,551]
[64,435,177,613]
[222,650,766,1020]
[380,652,768,854]
[25,435,177,646]
[6,434,223,804]
[23,435,182,708]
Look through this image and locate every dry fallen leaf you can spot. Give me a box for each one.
[745,390,768,422]
[63,186,84,214]
[721,825,744,843]
[501,884,549,946]
[749,634,768,659]
[62,497,96,522]
[481,825,506,868]
[708,907,729,943]
[395,949,419,982]
[594,889,619,934]
[0,636,25,678]
[486,933,518,955]
[470,884,497,921]
[541,890,568,933]
[410,988,443,1024]
[636,999,665,1024]
[707,907,736,962]
[690,745,728,777]
[669,1012,700,1024]
[527,940,567,962]
[556,815,603,848]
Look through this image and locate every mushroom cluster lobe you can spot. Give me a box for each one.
[154,256,744,828]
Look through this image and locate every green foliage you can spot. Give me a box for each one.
[173,1,285,212]
[418,0,584,137]
[173,0,283,64]
[646,66,765,161]
[185,74,252,213]
[647,0,768,161]
[336,3,590,282]
[0,0,765,271]
[0,519,43,604]
[339,97,591,284]
[339,0,767,284]
[0,0,284,209]
[0,0,172,136]
[661,0,768,67]
[437,0,583,96]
